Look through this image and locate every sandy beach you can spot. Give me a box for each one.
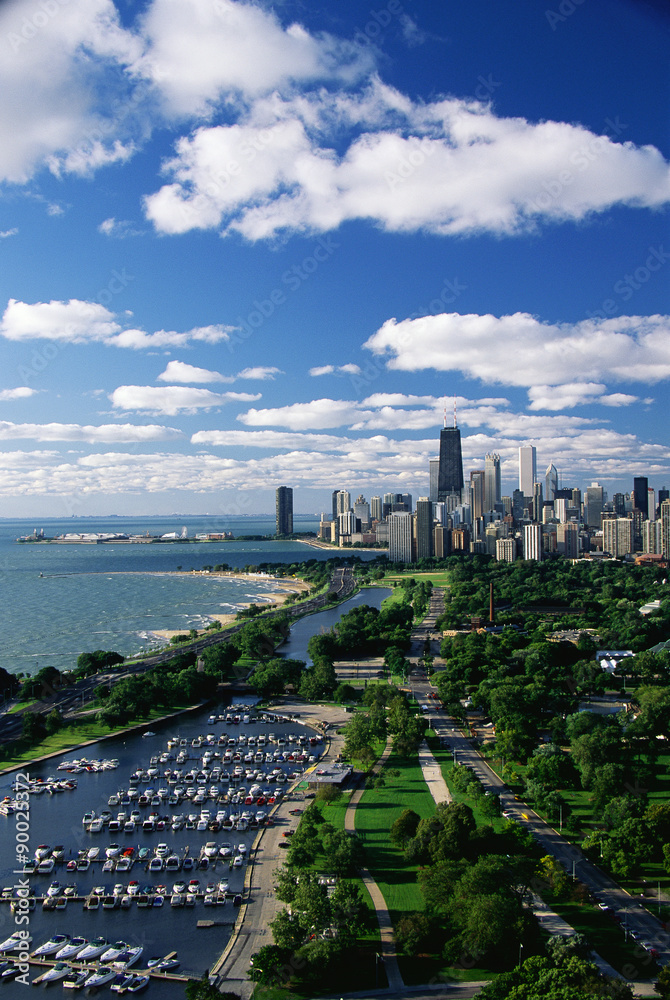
[147,571,311,640]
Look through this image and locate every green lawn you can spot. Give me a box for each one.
[0,703,194,772]
[354,752,437,917]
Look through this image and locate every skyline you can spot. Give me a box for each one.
[0,0,669,517]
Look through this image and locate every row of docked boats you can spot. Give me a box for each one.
[56,756,120,773]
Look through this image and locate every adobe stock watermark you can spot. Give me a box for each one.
[15,267,134,383]
[386,73,500,192]
[349,274,467,394]
[587,244,669,320]
[226,235,339,352]
[10,773,32,985]
[526,115,628,215]
[545,0,588,32]
[353,0,405,47]
[6,0,70,53]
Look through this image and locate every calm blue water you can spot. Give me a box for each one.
[279,588,391,665]
[0,516,380,678]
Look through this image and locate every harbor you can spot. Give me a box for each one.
[0,704,325,995]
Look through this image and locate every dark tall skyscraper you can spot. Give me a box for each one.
[437,426,464,502]
[276,486,293,536]
[633,476,649,518]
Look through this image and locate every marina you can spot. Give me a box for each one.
[0,703,324,995]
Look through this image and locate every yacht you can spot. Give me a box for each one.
[32,933,71,957]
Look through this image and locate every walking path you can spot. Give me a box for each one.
[417,740,451,805]
[344,738,404,992]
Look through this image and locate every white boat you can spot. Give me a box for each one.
[148,955,180,971]
[126,976,150,993]
[113,946,143,969]
[83,965,118,988]
[111,972,135,993]
[37,858,55,874]
[38,962,71,984]
[32,933,71,957]
[55,937,88,959]
[0,935,25,953]
[100,941,130,962]
[62,968,89,989]
[77,936,109,960]
[142,731,156,738]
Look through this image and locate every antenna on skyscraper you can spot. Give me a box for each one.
[443,399,447,428]
[453,396,457,428]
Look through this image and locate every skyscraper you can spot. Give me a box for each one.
[585,483,604,528]
[370,496,382,523]
[660,499,670,558]
[429,458,439,502]
[523,522,542,561]
[470,470,485,521]
[389,512,413,563]
[336,490,351,516]
[519,445,537,498]
[275,486,293,536]
[437,422,464,502]
[484,453,501,512]
[633,476,649,518]
[415,498,433,560]
[545,463,558,503]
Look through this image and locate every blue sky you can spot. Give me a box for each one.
[0,0,668,517]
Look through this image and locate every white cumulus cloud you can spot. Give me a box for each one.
[0,387,38,401]
[157,360,232,383]
[364,312,670,389]
[144,86,670,240]
[110,384,261,415]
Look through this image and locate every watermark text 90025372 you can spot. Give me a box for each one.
[11,773,32,985]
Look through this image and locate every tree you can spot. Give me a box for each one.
[185,976,239,999]
[21,711,46,745]
[45,708,64,735]
[322,828,364,875]
[248,944,291,986]
[390,808,421,847]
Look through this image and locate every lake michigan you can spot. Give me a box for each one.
[0,514,379,679]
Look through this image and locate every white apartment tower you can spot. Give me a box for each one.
[519,445,537,498]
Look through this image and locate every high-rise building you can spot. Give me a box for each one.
[660,499,670,559]
[437,425,464,502]
[633,476,649,519]
[557,522,579,558]
[389,512,413,563]
[496,537,516,562]
[338,510,355,537]
[275,486,293,536]
[415,498,433,560]
[353,495,370,530]
[512,488,526,523]
[331,490,338,522]
[484,453,501,512]
[612,492,626,516]
[470,470,485,521]
[523,522,542,561]
[643,519,662,554]
[429,458,439,502]
[602,517,633,558]
[519,445,537,498]
[585,483,605,528]
[545,463,558,503]
[336,490,351,516]
[657,488,669,518]
[370,495,382,523]
[532,482,543,523]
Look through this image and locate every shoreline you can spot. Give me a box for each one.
[295,538,387,553]
[145,573,311,640]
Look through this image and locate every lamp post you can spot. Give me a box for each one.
[518,942,524,969]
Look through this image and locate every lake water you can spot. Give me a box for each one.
[0,515,381,678]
